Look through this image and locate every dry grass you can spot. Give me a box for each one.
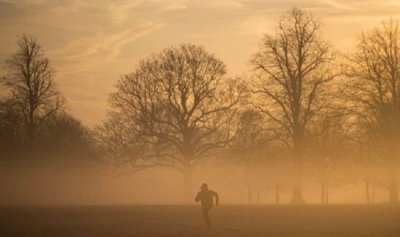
[0,205,399,237]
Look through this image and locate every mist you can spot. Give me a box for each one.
[0,157,396,206]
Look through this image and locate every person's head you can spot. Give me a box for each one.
[201,183,208,191]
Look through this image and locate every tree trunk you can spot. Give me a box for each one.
[321,181,325,204]
[290,159,305,204]
[389,176,399,204]
[387,152,399,204]
[320,181,329,204]
[27,103,36,144]
[275,185,280,205]
[247,186,252,204]
[291,185,305,204]
[325,183,329,204]
[183,165,193,203]
[290,140,306,205]
[371,182,375,204]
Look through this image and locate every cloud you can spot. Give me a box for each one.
[1,0,400,127]
[162,3,187,11]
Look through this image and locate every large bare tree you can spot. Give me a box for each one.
[345,19,400,204]
[1,35,63,144]
[101,44,244,202]
[251,7,336,204]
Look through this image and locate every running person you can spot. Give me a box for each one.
[195,183,219,228]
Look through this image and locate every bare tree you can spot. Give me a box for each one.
[1,35,64,145]
[101,44,244,202]
[345,19,400,204]
[251,7,336,204]
[359,141,383,204]
[309,111,349,204]
[231,109,270,204]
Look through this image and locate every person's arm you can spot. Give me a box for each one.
[213,191,219,206]
[195,192,200,202]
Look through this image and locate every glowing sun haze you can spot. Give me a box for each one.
[1,0,400,127]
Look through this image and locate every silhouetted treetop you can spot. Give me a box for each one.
[1,35,64,142]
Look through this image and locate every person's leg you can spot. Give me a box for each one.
[202,207,211,228]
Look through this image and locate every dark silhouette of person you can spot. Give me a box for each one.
[195,183,219,228]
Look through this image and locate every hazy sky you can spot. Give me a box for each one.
[1,0,400,127]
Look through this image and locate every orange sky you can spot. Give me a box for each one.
[1,0,400,127]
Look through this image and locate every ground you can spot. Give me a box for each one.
[0,205,399,237]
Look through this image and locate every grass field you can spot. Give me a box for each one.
[0,205,399,237]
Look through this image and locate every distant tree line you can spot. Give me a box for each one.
[1,7,399,204]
